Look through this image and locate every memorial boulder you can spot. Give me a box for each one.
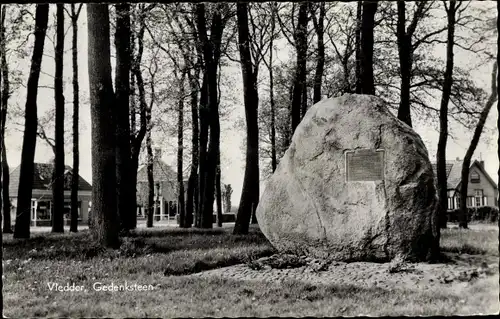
[256,94,439,262]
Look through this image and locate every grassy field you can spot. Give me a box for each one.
[2,224,498,317]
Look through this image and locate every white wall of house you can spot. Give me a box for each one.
[9,190,92,225]
[447,165,498,210]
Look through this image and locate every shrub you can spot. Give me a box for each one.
[448,206,499,223]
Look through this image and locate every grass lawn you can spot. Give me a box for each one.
[2,224,499,317]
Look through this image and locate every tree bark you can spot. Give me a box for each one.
[115,3,133,232]
[312,2,325,104]
[290,2,308,134]
[197,73,208,228]
[52,3,65,233]
[355,1,362,94]
[14,4,49,239]
[0,4,12,233]
[146,129,154,228]
[459,62,498,229]
[86,3,119,248]
[497,1,500,232]
[185,66,200,228]
[269,5,277,173]
[130,10,148,230]
[234,2,260,234]
[215,150,223,227]
[177,71,186,228]
[1,139,11,233]
[436,1,457,230]
[396,1,412,127]
[70,4,82,233]
[359,1,377,95]
[197,4,225,229]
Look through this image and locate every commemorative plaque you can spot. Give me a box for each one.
[345,149,385,181]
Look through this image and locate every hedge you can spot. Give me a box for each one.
[448,206,499,223]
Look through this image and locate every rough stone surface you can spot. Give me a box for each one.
[256,94,439,262]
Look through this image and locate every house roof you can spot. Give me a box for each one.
[431,159,497,190]
[137,157,177,182]
[9,163,93,196]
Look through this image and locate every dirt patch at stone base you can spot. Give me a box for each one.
[187,253,499,292]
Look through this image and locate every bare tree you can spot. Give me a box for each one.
[196,3,228,228]
[497,1,500,215]
[458,62,498,229]
[129,4,151,230]
[68,3,83,232]
[290,3,308,132]
[355,1,362,93]
[359,1,378,94]
[310,2,326,104]
[52,3,65,233]
[177,70,187,228]
[234,2,260,234]
[87,3,119,247]
[436,0,460,230]
[115,3,133,231]
[0,3,12,233]
[14,4,49,239]
[146,128,154,228]
[396,1,429,127]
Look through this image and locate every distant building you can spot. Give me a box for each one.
[136,149,187,221]
[431,158,498,210]
[8,163,92,226]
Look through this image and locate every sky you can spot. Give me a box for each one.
[3,3,499,206]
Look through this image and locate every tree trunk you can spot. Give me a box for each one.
[436,1,457,230]
[396,1,413,127]
[355,1,362,94]
[146,129,154,228]
[497,1,500,232]
[14,4,49,239]
[312,2,325,104]
[290,2,308,134]
[301,81,308,118]
[459,62,498,229]
[2,138,11,233]
[115,3,133,232]
[359,1,377,95]
[215,151,223,227]
[86,3,119,248]
[52,3,65,233]
[177,71,186,227]
[197,4,225,229]
[130,12,148,230]
[185,67,199,228]
[269,6,277,173]
[0,4,12,233]
[70,4,82,233]
[234,2,260,235]
[197,73,208,228]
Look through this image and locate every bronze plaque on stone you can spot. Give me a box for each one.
[345,149,385,181]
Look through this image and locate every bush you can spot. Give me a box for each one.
[175,213,236,224]
[448,206,499,223]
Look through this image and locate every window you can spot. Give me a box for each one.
[447,197,454,210]
[63,202,81,220]
[36,201,52,220]
[470,172,480,183]
[466,196,474,207]
[474,190,484,207]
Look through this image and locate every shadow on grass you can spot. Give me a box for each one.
[2,225,276,270]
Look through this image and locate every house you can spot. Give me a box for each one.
[8,163,92,226]
[136,149,188,221]
[431,158,498,211]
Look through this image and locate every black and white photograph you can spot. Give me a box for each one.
[0,1,499,317]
